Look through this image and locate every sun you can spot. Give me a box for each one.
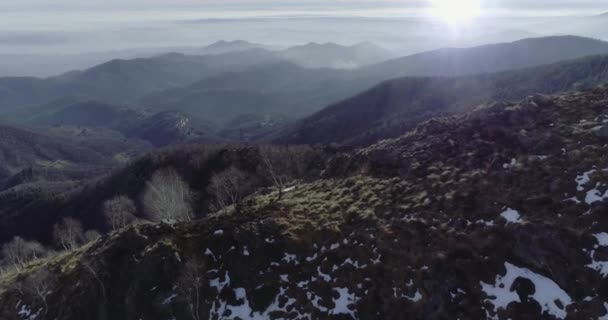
[430,0,482,25]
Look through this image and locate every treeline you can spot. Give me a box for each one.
[0,144,328,269]
[0,144,330,318]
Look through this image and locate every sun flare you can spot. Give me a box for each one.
[430,0,481,25]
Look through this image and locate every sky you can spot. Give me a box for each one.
[0,0,607,73]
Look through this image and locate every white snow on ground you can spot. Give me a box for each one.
[404,289,423,302]
[576,169,596,191]
[585,184,608,204]
[500,208,522,224]
[587,253,608,277]
[204,248,216,261]
[162,293,178,305]
[213,229,224,236]
[587,234,608,277]
[594,233,608,247]
[331,287,358,318]
[282,253,298,264]
[17,304,40,320]
[564,196,581,204]
[481,262,572,319]
[209,272,231,291]
[308,292,329,312]
[209,286,306,320]
[476,220,495,227]
[317,266,332,282]
[282,186,296,193]
[599,303,608,320]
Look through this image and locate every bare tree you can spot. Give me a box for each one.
[82,259,107,303]
[1,237,46,270]
[19,267,57,316]
[259,146,293,201]
[53,217,84,251]
[178,260,203,320]
[84,230,102,243]
[208,167,249,213]
[142,168,193,224]
[103,195,137,231]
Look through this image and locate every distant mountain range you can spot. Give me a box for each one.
[273,53,608,146]
[0,40,383,78]
[3,35,608,145]
[278,42,395,69]
[362,36,608,79]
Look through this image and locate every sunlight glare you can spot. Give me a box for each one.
[430,0,482,25]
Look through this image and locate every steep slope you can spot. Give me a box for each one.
[2,87,608,319]
[275,53,608,146]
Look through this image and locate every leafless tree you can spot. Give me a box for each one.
[103,195,137,231]
[53,217,84,251]
[259,146,294,201]
[82,259,107,303]
[208,167,249,213]
[1,237,46,270]
[178,260,203,320]
[19,267,57,315]
[84,230,102,243]
[142,168,193,224]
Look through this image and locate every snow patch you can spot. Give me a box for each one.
[481,262,572,319]
[586,250,608,277]
[162,293,178,305]
[500,208,522,224]
[209,272,231,292]
[576,169,596,191]
[600,303,608,320]
[405,289,423,302]
[585,184,608,204]
[331,287,358,317]
[282,186,296,193]
[210,286,302,320]
[594,233,608,247]
[282,253,298,264]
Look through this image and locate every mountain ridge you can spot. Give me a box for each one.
[273,52,608,146]
[2,86,608,319]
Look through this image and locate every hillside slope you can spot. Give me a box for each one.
[275,53,608,146]
[141,36,608,130]
[0,124,130,183]
[1,87,608,319]
[363,35,608,79]
[0,49,283,111]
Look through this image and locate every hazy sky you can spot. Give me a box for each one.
[0,0,607,55]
